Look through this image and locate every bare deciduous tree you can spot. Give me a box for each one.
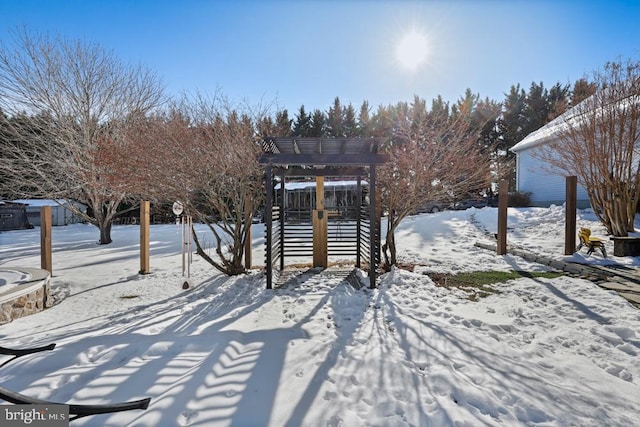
[129,94,267,275]
[534,57,640,236]
[379,97,491,267]
[0,28,164,244]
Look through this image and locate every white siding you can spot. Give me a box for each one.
[516,148,590,207]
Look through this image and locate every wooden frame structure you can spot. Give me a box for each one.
[260,137,388,289]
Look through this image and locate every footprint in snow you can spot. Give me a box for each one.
[349,375,360,386]
[323,391,338,400]
[616,343,637,356]
[179,410,198,426]
[606,364,633,382]
[326,415,343,427]
[52,373,78,389]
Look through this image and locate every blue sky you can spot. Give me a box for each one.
[1,0,639,114]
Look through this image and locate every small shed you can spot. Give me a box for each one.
[0,202,31,231]
[511,106,591,208]
[10,199,87,226]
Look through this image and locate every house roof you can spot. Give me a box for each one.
[510,103,577,153]
[511,91,639,153]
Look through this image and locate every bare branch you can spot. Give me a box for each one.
[0,27,165,243]
[534,56,640,236]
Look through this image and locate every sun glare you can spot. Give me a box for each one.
[396,29,429,72]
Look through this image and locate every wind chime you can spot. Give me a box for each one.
[172,201,192,289]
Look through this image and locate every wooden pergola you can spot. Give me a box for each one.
[259,137,389,289]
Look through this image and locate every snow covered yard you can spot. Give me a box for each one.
[0,206,638,426]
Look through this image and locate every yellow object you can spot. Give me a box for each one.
[576,227,607,257]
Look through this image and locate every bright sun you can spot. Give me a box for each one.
[396,29,429,72]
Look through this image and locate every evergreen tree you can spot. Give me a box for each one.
[369,104,394,138]
[257,116,276,137]
[522,81,549,136]
[429,95,450,124]
[571,78,597,106]
[343,103,357,137]
[309,109,326,136]
[410,96,428,138]
[475,97,503,196]
[357,100,371,137]
[452,88,479,118]
[292,105,311,137]
[475,97,502,152]
[450,90,501,197]
[274,109,292,137]
[327,97,344,137]
[547,82,570,120]
[498,84,527,153]
[497,84,527,188]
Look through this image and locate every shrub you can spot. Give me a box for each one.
[508,191,531,207]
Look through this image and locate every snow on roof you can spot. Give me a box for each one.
[277,180,368,190]
[510,116,569,152]
[10,199,86,207]
[510,102,578,153]
[511,91,639,153]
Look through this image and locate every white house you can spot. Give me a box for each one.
[510,107,591,208]
[10,199,87,226]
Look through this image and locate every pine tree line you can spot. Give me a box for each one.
[256,78,597,188]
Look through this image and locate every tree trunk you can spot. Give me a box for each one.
[387,231,397,266]
[191,219,247,276]
[98,218,113,245]
[382,216,398,269]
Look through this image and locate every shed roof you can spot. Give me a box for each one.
[10,199,86,208]
[260,137,388,166]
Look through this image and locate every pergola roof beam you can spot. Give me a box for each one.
[259,153,388,166]
[272,166,368,177]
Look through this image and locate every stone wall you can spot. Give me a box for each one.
[0,278,51,325]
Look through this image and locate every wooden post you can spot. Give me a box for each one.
[187,215,192,278]
[369,165,377,289]
[356,177,362,268]
[279,173,285,271]
[244,194,252,270]
[313,176,327,268]
[140,200,150,274]
[316,176,325,211]
[565,176,577,255]
[497,180,508,255]
[265,164,273,289]
[40,206,52,274]
[181,216,186,276]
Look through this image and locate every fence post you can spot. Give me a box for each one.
[140,200,150,274]
[245,194,252,270]
[313,176,327,268]
[565,176,577,255]
[497,180,508,255]
[40,206,52,274]
[265,164,273,289]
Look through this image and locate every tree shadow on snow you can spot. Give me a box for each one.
[0,268,371,427]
